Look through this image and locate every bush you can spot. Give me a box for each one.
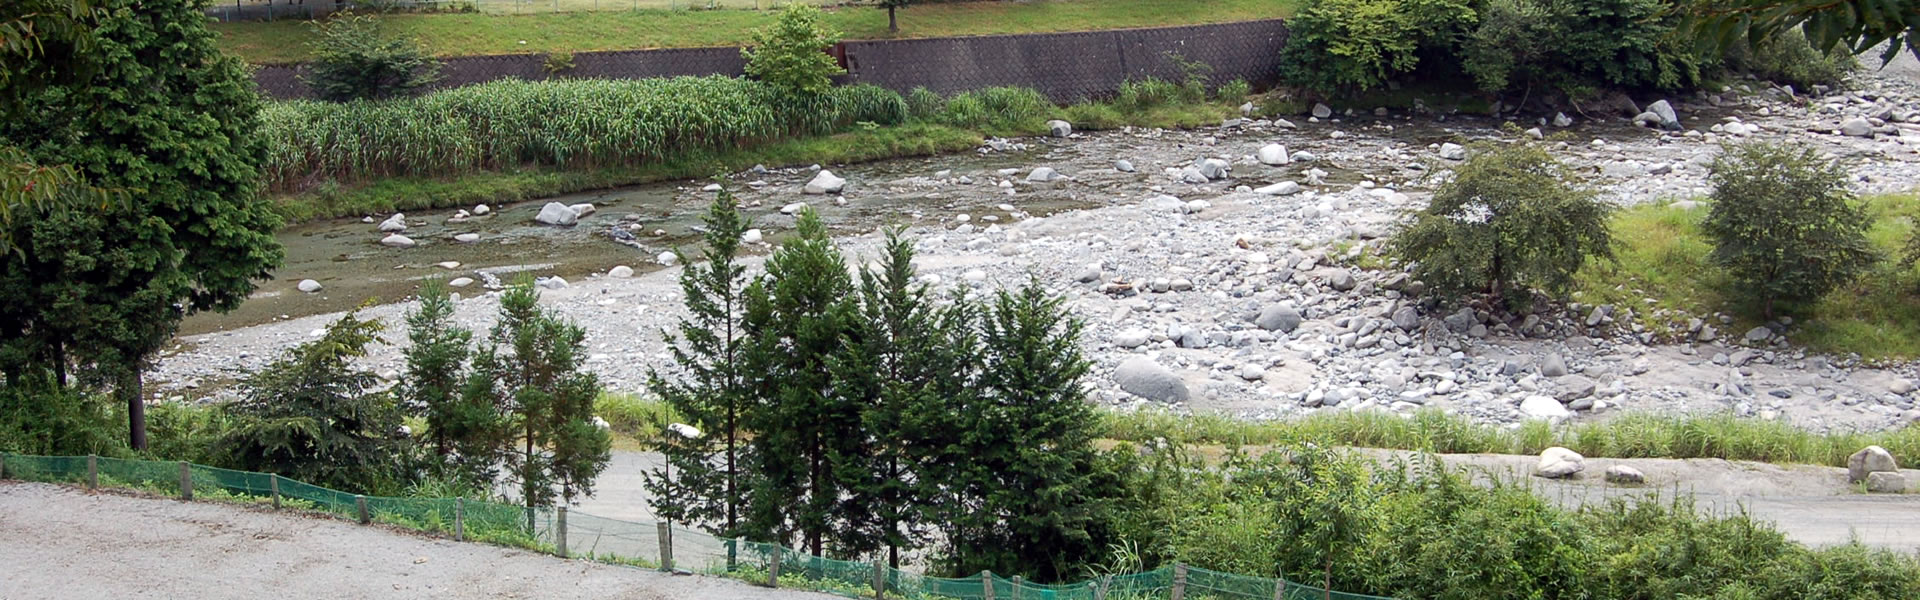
[593,393,681,440]
[1390,141,1613,309]
[938,86,1052,134]
[1114,77,1200,113]
[0,376,127,456]
[1723,28,1858,89]
[741,4,844,96]
[302,14,441,102]
[1702,143,1878,318]
[905,86,945,120]
[542,51,575,76]
[1279,0,1475,94]
[1459,0,1702,97]
[1215,78,1252,101]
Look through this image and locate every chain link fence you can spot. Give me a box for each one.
[2,452,1392,600]
[205,0,844,21]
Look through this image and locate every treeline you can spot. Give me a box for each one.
[1281,0,1858,99]
[645,191,1128,580]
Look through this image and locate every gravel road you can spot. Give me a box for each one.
[0,482,831,600]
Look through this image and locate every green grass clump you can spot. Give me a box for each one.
[212,0,1301,65]
[1574,194,1920,360]
[937,86,1054,136]
[593,393,682,441]
[1098,408,1920,468]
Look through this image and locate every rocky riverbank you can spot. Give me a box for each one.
[153,64,1920,434]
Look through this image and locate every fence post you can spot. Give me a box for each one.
[657,522,674,571]
[86,454,97,490]
[1096,574,1112,600]
[1012,575,1024,600]
[1172,563,1188,600]
[356,495,369,525]
[983,570,995,600]
[1273,576,1286,600]
[1,452,8,479]
[872,559,885,599]
[555,507,568,558]
[270,476,280,509]
[178,461,192,500]
[455,498,465,541]
[768,547,781,587]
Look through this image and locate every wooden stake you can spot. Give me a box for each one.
[983,570,995,600]
[455,498,465,541]
[556,507,568,558]
[86,455,97,490]
[178,461,192,500]
[768,547,781,588]
[1172,563,1188,600]
[356,494,369,524]
[270,476,280,509]
[657,522,674,571]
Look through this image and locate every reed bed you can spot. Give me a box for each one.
[261,76,907,192]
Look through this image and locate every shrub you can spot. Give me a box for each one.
[905,86,945,120]
[1215,78,1252,101]
[1389,141,1613,310]
[1702,142,1878,318]
[542,51,575,76]
[1279,0,1475,94]
[1115,77,1199,112]
[1722,28,1858,89]
[0,375,126,456]
[302,14,441,102]
[938,86,1052,134]
[741,4,844,96]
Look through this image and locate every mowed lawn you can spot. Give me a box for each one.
[212,0,1298,64]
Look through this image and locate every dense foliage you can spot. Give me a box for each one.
[1720,27,1860,89]
[1118,444,1920,600]
[262,77,905,193]
[1701,143,1877,318]
[1460,0,1703,97]
[0,0,282,449]
[1279,0,1477,93]
[1688,0,1919,64]
[403,281,496,486]
[742,4,845,96]
[217,311,413,493]
[1390,142,1614,309]
[649,200,1126,579]
[302,14,441,102]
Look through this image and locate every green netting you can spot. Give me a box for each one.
[0,454,1400,600]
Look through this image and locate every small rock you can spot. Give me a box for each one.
[1047,119,1072,137]
[1438,143,1466,160]
[1540,354,1568,378]
[657,251,679,266]
[569,203,597,218]
[1026,167,1062,183]
[703,183,723,192]
[1112,329,1151,349]
[608,265,635,278]
[1553,112,1573,127]
[1744,326,1772,343]
[1114,357,1189,403]
[1255,304,1303,333]
[472,204,491,216]
[1866,471,1908,493]
[1255,181,1302,196]
[1892,379,1917,395]
[448,277,474,288]
[537,276,568,290]
[453,233,480,243]
[1312,103,1333,119]
[1114,159,1136,173]
[1328,270,1356,291]
[1841,117,1874,137]
[1520,396,1571,420]
[742,229,763,244]
[379,234,416,248]
[296,279,323,293]
[1604,465,1645,484]
[1258,144,1290,166]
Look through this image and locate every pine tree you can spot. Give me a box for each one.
[645,188,756,537]
[403,280,500,486]
[828,228,964,568]
[741,208,857,555]
[218,310,411,494]
[933,278,1115,582]
[465,280,611,522]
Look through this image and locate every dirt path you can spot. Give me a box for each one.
[0,482,830,600]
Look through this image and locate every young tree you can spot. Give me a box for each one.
[932,278,1117,582]
[302,14,442,102]
[741,208,857,555]
[1701,142,1877,318]
[0,0,283,450]
[1389,141,1613,310]
[644,189,757,537]
[878,0,912,33]
[403,280,502,486]
[741,4,845,96]
[218,310,411,494]
[465,281,612,520]
[1269,447,1380,600]
[828,227,963,568]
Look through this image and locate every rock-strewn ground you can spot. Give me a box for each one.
[153,64,1920,434]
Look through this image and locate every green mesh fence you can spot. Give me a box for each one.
[0,453,1398,600]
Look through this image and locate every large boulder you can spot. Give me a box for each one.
[1534,447,1586,479]
[535,202,578,226]
[1647,100,1680,130]
[1114,357,1189,403]
[1258,144,1290,166]
[1195,158,1231,180]
[1254,304,1303,333]
[1848,445,1899,483]
[1519,395,1570,421]
[804,170,846,195]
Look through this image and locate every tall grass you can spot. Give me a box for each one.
[262,76,906,192]
[1098,408,1920,468]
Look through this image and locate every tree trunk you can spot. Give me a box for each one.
[120,369,147,451]
[888,6,898,33]
[1323,561,1332,600]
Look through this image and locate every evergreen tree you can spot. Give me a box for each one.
[829,228,966,568]
[218,310,411,494]
[403,280,500,486]
[645,189,757,536]
[465,280,611,519]
[0,0,282,449]
[742,208,857,555]
[933,278,1115,582]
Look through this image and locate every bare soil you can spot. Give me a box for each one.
[0,481,830,600]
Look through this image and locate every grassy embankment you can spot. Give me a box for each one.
[213,0,1299,64]
[1573,194,1920,360]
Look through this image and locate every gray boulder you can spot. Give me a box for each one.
[1026,167,1063,183]
[1114,357,1189,403]
[1114,159,1136,173]
[1534,447,1586,479]
[1312,103,1333,119]
[1553,112,1573,127]
[1520,395,1571,421]
[297,279,323,293]
[1604,465,1645,484]
[379,234,416,248]
[1647,99,1681,129]
[1328,270,1356,291]
[1112,329,1152,349]
[1391,306,1419,331]
[1196,158,1231,180]
[1866,471,1908,493]
[1438,143,1466,160]
[1540,354,1569,377]
[535,202,578,226]
[1047,119,1073,137]
[1258,144,1290,166]
[1841,117,1874,137]
[804,170,846,195]
[1848,445,1899,483]
[1255,304,1303,333]
[1255,181,1302,196]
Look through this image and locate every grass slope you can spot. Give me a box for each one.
[1573,194,1920,360]
[213,0,1298,64]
